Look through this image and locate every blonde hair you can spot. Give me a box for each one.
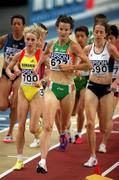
[33,23,47,37]
[33,23,48,48]
[23,24,46,40]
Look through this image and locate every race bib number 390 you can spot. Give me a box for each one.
[91,60,108,76]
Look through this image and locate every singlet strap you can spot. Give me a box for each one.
[19,49,25,63]
[35,49,41,62]
[67,40,76,64]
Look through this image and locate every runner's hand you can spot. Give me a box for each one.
[34,65,39,74]
[33,81,42,88]
[111,81,118,92]
[8,72,16,80]
[14,67,21,76]
[59,63,74,72]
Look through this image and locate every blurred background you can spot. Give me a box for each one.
[0,0,119,40]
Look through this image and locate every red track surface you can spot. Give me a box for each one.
[2,118,119,180]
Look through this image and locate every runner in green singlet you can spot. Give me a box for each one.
[35,14,92,174]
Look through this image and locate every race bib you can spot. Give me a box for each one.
[4,47,21,64]
[116,84,119,92]
[91,60,108,76]
[50,52,71,71]
[113,62,119,78]
[22,69,39,85]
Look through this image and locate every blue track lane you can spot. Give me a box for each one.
[0,109,10,130]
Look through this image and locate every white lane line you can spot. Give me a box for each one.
[112,114,119,119]
[0,127,9,133]
[0,118,8,121]
[0,169,13,179]
[0,115,9,117]
[0,124,10,127]
[0,115,119,178]
[95,129,119,134]
[0,143,60,179]
[24,143,60,164]
[113,121,119,124]
[0,123,98,178]
[8,155,29,159]
[101,161,119,177]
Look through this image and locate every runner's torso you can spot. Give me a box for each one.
[49,40,76,84]
[89,42,113,84]
[3,33,25,68]
[19,49,41,86]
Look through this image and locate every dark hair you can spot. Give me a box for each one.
[93,22,109,34]
[55,14,74,30]
[94,13,108,24]
[75,26,89,37]
[37,23,48,33]
[107,25,119,39]
[11,14,25,25]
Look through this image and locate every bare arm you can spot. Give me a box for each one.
[111,79,118,92]
[108,43,119,62]
[34,41,53,72]
[83,44,92,56]
[71,42,92,70]
[108,43,119,91]
[0,34,8,49]
[6,52,21,80]
[13,62,22,76]
[59,42,92,72]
